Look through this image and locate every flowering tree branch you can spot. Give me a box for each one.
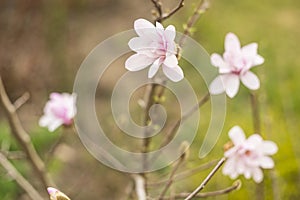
[184,157,226,200]
[161,180,241,199]
[0,152,44,200]
[0,76,54,190]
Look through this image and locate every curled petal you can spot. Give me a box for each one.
[162,65,184,82]
[241,71,260,90]
[125,54,154,71]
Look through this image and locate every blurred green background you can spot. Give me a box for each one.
[0,0,299,199]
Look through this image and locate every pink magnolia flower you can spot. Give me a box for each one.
[39,93,77,132]
[125,18,184,82]
[222,126,278,183]
[209,33,264,98]
[47,187,71,200]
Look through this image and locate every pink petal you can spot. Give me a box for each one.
[247,134,263,146]
[223,74,240,98]
[162,64,184,82]
[210,53,223,67]
[260,141,278,155]
[209,76,225,95]
[163,55,178,68]
[225,32,241,53]
[228,126,246,145]
[134,18,155,36]
[252,167,263,183]
[222,157,237,178]
[165,25,176,41]
[125,54,155,71]
[241,71,260,90]
[259,156,275,169]
[128,37,154,52]
[148,58,161,78]
[241,43,258,58]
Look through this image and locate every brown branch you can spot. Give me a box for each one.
[158,148,187,200]
[13,92,30,110]
[0,77,54,190]
[148,159,218,187]
[184,157,226,200]
[151,0,185,23]
[179,0,210,47]
[0,152,44,200]
[160,0,185,22]
[160,180,241,199]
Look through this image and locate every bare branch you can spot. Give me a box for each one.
[160,0,185,21]
[148,159,218,187]
[0,76,54,190]
[184,157,226,200]
[0,152,43,200]
[132,174,147,200]
[160,180,241,199]
[13,92,30,110]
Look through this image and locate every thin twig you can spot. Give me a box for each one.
[0,150,26,160]
[160,92,209,151]
[158,150,187,200]
[160,0,185,22]
[161,180,241,199]
[179,0,210,47]
[151,0,163,21]
[13,92,30,110]
[148,159,218,187]
[0,76,54,190]
[0,152,44,200]
[184,157,226,200]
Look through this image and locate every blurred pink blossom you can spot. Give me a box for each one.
[222,126,278,183]
[47,187,70,200]
[125,18,184,82]
[39,93,77,132]
[209,33,264,98]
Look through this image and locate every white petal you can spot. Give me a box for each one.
[155,21,164,29]
[222,158,236,175]
[254,55,264,65]
[162,65,184,82]
[252,167,263,183]
[209,76,225,95]
[163,55,178,68]
[125,54,154,71]
[259,156,275,169]
[228,125,246,145]
[134,18,155,36]
[242,43,258,58]
[165,25,176,41]
[210,53,223,67]
[225,32,241,53]
[247,134,263,146]
[48,119,63,132]
[128,37,153,52]
[241,71,260,90]
[223,74,240,98]
[260,141,278,155]
[148,59,161,78]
